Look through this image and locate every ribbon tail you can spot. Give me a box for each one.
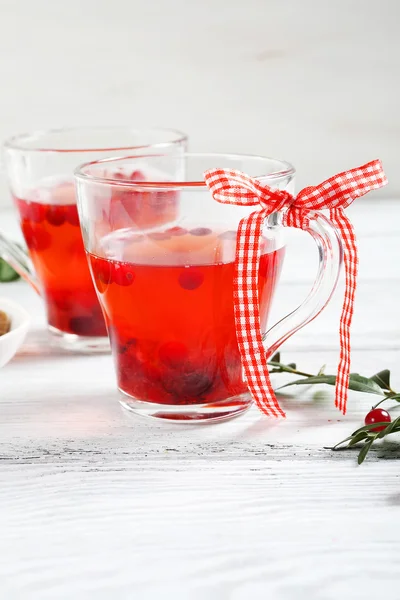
[234,211,285,418]
[330,208,358,414]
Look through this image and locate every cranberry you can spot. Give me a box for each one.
[46,205,66,226]
[92,258,112,293]
[178,269,204,290]
[364,408,391,432]
[22,201,46,223]
[22,222,51,252]
[112,264,135,286]
[65,205,80,226]
[129,170,146,181]
[69,312,106,336]
[166,227,188,236]
[69,316,95,335]
[163,371,213,398]
[159,341,188,367]
[190,227,212,237]
[32,204,46,223]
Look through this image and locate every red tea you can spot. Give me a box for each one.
[15,174,179,339]
[15,182,107,337]
[88,228,284,405]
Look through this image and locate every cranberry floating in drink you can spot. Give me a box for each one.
[75,152,344,422]
[0,127,187,352]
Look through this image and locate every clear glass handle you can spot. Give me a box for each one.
[263,213,343,357]
[0,230,41,294]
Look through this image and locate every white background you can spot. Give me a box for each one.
[0,0,398,206]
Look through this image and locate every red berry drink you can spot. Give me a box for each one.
[14,172,178,340]
[15,181,107,337]
[88,227,284,407]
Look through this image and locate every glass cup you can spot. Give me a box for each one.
[0,127,187,352]
[75,153,342,421]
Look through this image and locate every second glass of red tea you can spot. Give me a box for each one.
[1,127,187,352]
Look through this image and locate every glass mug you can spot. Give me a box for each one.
[75,153,342,421]
[0,127,187,352]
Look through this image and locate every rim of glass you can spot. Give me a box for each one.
[74,152,296,188]
[3,126,188,153]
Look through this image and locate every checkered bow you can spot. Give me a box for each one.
[204,160,387,417]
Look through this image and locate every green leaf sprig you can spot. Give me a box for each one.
[0,258,20,282]
[268,353,400,464]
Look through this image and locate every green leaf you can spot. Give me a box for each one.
[347,374,383,395]
[277,372,383,394]
[358,439,374,465]
[348,431,370,447]
[350,422,390,435]
[277,374,337,390]
[0,259,20,282]
[370,369,391,391]
[377,416,400,438]
[271,352,280,363]
[332,435,353,450]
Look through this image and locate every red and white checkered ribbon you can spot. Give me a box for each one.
[204,160,387,417]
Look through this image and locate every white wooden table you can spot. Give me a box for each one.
[1,201,399,599]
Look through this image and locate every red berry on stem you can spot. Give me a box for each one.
[364,408,391,432]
